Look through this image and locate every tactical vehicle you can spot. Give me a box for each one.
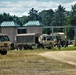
[15,33,55,49]
[0,33,10,55]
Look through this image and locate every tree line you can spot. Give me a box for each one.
[0,4,76,39]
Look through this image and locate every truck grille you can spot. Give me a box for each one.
[4,43,8,47]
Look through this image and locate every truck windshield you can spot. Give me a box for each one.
[0,36,10,41]
[47,36,53,40]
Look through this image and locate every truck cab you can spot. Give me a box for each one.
[0,33,10,55]
[38,34,54,49]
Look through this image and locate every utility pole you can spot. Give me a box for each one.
[74,26,76,46]
[51,27,54,37]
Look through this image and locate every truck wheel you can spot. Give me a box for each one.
[10,43,15,50]
[1,51,7,55]
[48,42,54,49]
[24,44,28,50]
[18,45,22,50]
[37,44,44,49]
[29,45,33,50]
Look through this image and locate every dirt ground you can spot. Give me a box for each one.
[39,51,76,66]
[0,50,76,75]
[39,51,76,75]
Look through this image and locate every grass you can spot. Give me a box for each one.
[61,46,76,50]
[9,46,76,53]
[0,49,76,75]
[52,46,76,51]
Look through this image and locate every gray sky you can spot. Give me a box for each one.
[0,0,76,17]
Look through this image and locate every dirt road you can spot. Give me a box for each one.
[39,51,76,66]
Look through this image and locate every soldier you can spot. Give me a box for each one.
[56,36,61,49]
[64,39,68,48]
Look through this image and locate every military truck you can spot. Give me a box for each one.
[51,32,68,47]
[0,33,10,55]
[15,33,55,49]
[38,34,55,49]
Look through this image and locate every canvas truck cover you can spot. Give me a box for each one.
[16,33,40,45]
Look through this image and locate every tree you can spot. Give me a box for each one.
[13,15,22,26]
[39,9,54,26]
[51,5,66,32]
[39,9,54,34]
[70,4,76,26]
[28,8,41,21]
[19,16,28,25]
[67,4,76,39]
[0,14,3,23]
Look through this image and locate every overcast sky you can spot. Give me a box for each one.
[0,0,76,17]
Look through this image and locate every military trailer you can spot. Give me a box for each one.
[15,33,40,50]
[0,33,10,55]
[15,33,55,50]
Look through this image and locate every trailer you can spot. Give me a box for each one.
[15,33,40,50]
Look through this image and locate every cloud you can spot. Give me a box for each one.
[0,0,76,17]
[61,1,76,10]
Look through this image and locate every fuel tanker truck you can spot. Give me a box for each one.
[15,33,55,50]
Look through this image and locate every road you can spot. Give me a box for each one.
[39,51,76,66]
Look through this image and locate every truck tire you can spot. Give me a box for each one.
[24,44,33,50]
[18,45,22,50]
[10,43,15,50]
[24,44,29,50]
[37,43,44,49]
[47,42,54,49]
[28,45,33,50]
[1,50,7,55]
